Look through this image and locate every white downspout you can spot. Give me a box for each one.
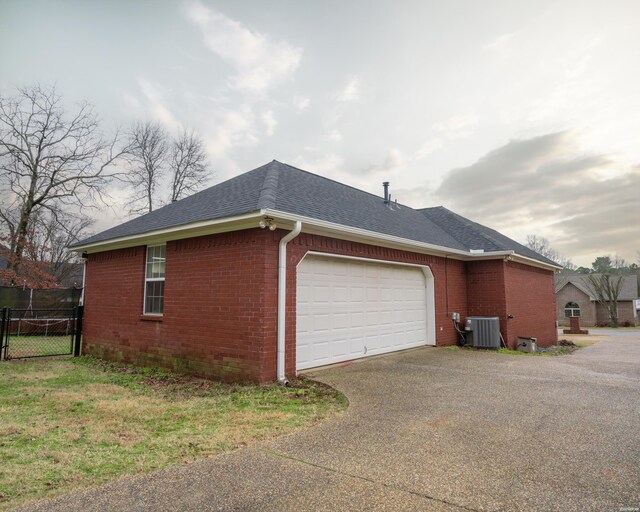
[79,253,88,306]
[277,221,302,385]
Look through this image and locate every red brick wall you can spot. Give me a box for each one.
[466,260,507,317]
[83,229,279,382]
[83,226,558,382]
[283,233,468,376]
[504,261,558,348]
[464,259,557,348]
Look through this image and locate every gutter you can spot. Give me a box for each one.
[69,211,266,253]
[277,221,302,385]
[474,250,563,271]
[70,207,560,272]
[263,210,562,272]
[263,209,473,258]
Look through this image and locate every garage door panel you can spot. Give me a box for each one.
[333,286,349,302]
[350,286,364,301]
[333,313,349,329]
[298,314,314,333]
[331,339,349,357]
[297,255,432,371]
[350,312,364,328]
[313,286,331,303]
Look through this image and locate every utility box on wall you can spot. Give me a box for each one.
[464,317,501,349]
[517,337,537,353]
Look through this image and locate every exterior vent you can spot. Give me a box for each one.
[517,336,537,353]
[464,317,501,349]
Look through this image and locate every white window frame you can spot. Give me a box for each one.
[564,301,581,318]
[144,244,166,315]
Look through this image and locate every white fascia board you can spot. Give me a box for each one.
[510,254,563,271]
[263,209,473,259]
[72,207,562,272]
[70,211,265,254]
[265,210,562,272]
[452,249,560,271]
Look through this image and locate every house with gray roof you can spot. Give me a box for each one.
[72,160,560,382]
[556,274,639,326]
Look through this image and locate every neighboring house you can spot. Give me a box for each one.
[71,161,560,383]
[556,274,639,327]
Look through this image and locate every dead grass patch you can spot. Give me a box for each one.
[560,335,606,347]
[0,357,346,510]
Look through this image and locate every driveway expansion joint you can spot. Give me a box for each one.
[259,448,483,512]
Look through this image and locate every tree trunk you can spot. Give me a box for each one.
[11,192,35,275]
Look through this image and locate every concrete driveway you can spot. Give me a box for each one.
[17,333,640,512]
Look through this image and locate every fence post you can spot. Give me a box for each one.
[73,305,84,357]
[0,307,6,361]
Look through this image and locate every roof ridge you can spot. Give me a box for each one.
[277,161,412,207]
[257,161,280,209]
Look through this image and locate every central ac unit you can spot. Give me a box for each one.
[464,317,501,349]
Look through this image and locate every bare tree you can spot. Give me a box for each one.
[525,234,575,270]
[126,121,168,214]
[585,273,624,327]
[24,209,93,286]
[169,129,210,203]
[0,84,127,281]
[612,254,627,271]
[525,235,555,259]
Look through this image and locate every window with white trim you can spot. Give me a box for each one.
[144,245,166,315]
[564,301,580,318]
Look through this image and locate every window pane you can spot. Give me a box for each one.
[145,281,165,314]
[146,246,166,279]
[564,308,581,318]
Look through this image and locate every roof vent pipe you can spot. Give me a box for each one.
[383,182,390,204]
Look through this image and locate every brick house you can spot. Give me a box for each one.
[556,274,639,327]
[72,161,560,383]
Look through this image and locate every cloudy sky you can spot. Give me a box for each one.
[1,0,638,267]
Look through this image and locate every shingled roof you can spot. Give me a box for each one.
[73,160,554,266]
[555,274,639,301]
[419,207,558,266]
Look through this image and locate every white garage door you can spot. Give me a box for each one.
[296,254,432,370]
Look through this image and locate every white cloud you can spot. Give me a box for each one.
[328,129,342,142]
[261,109,277,136]
[293,94,310,111]
[414,138,443,160]
[137,78,182,133]
[436,131,640,266]
[337,76,361,102]
[294,153,345,176]
[484,32,516,55]
[432,114,478,140]
[183,0,302,92]
[201,103,258,158]
[363,148,406,176]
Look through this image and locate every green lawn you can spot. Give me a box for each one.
[0,357,347,509]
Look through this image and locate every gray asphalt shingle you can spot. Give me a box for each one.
[419,206,559,266]
[73,161,553,265]
[556,274,639,300]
